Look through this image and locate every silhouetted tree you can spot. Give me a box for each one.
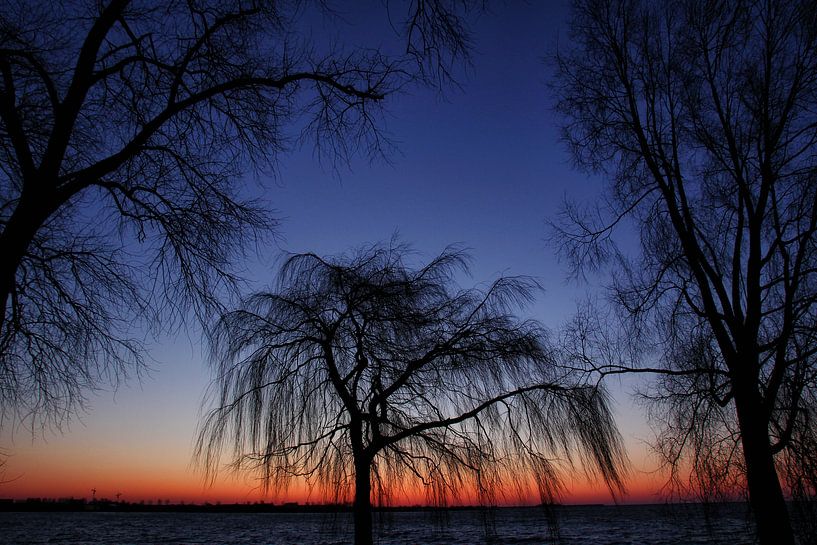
[552,1,817,543]
[197,243,625,545]
[0,0,481,428]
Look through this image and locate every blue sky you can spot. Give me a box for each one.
[1,1,662,504]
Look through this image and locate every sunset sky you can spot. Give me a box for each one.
[1,1,669,506]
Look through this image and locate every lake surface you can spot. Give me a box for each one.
[1,504,757,544]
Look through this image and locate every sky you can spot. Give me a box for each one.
[0,1,667,505]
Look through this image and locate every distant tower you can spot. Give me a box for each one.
[115,492,122,502]
[91,488,97,501]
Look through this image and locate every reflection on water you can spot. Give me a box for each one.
[1,504,756,545]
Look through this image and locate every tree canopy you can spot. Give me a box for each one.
[0,0,481,428]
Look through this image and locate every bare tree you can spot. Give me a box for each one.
[551,0,817,544]
[0,0,483,428]
[197,243,626,545]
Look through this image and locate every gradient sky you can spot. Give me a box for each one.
[1,1,667,505]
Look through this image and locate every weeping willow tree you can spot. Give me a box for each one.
[197,243,626,545]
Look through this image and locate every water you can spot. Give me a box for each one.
[0,504,757,544]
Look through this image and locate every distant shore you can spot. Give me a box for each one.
[0,498,616,514]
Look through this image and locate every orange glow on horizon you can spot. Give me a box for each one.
[1,417,670,506]
[0,461,668,506]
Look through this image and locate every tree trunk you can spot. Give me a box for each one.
[0,192,50,333]
[353,457,373,545]
[734,384,794,545]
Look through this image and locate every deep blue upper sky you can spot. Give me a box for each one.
[259,0,598,320]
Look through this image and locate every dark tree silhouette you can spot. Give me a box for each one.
[552,0,817,543]
[197,244,626,545]
[0,0,481,428]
